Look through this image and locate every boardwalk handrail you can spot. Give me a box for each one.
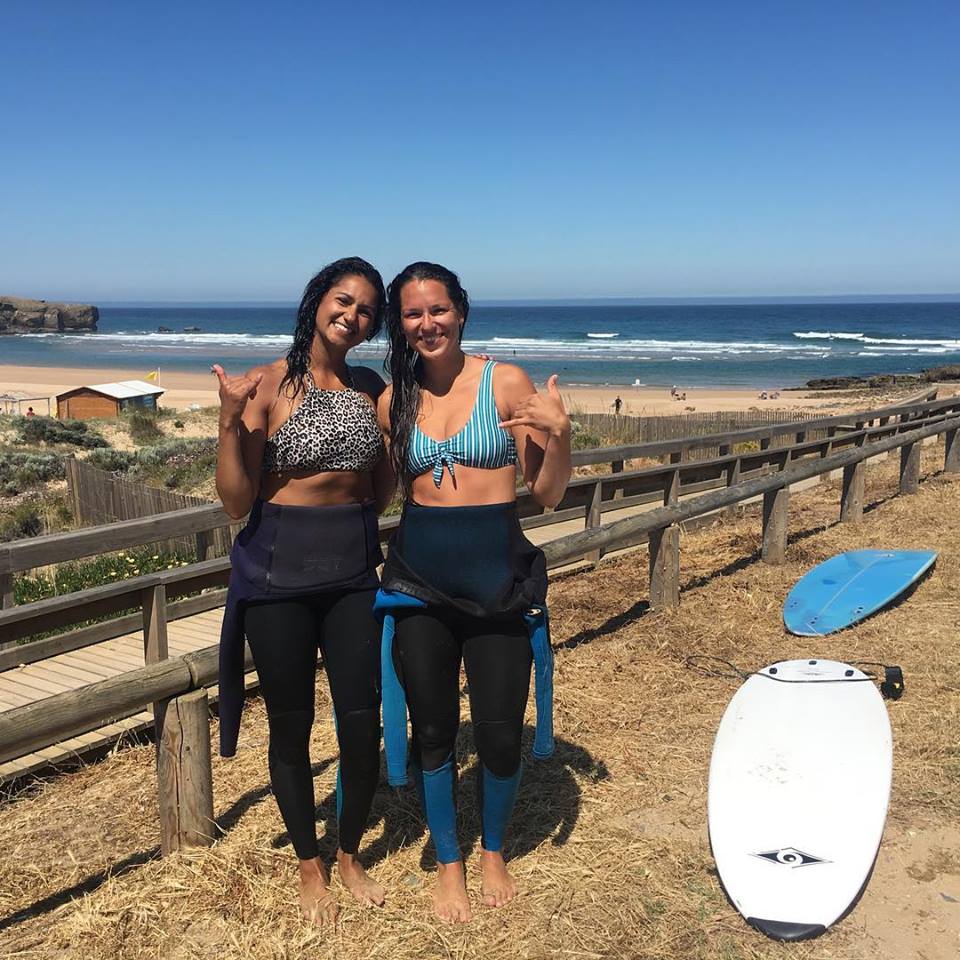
[569,386,941,465]
[546,412,960,566]
[3,399,960,657]
[2,410,958,768]
[0,387,944,582]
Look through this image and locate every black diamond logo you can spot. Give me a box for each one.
[754,847,830,868]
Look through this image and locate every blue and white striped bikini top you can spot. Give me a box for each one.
[408,361,517,487]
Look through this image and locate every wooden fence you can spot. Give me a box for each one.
[0,389,958,852]
[575,407,819,453]
[65,457,239,559]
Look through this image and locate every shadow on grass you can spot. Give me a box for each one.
[0,845,160,933]
[555,485,911,653]
[269,724,607,873]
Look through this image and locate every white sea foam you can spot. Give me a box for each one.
[483,336,815,356]
[794,331,960,349]
[793,331,866,340]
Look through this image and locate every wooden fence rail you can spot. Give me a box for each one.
[3,402,958,657]
[0,398,957,850]
[0,388,947,588]
[0,414,957,770]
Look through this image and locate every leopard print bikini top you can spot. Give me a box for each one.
[261,368,384,475]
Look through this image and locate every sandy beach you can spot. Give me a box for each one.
[3,362,942,418]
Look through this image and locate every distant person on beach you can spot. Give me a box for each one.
[613,395,622,415]
[25,406,35,416]
[213,257,391,926]
[376,262,571,922]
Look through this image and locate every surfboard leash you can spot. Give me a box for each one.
[851,662,906,700]
[684,655,906,699]
[683,656,752,682]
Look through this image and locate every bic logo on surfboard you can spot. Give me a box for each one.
[753,847,830,868]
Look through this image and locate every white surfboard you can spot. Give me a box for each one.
[708,659,892,941]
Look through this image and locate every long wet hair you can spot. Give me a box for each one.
[280,256,386,398]
[384,261,470,492]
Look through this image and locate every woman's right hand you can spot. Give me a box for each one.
[212,363,263,429]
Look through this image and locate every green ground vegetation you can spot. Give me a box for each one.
[14,547,195,605]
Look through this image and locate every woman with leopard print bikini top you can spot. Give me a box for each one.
[213,258,394,926]
[261,368,384,475]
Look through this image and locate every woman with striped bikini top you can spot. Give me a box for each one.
[406,359,516,489]
[376,261,573,925]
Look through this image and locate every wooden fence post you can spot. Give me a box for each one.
[664,468,680,507]
[649,525,680,610]
[724,456,741,520]
[142,584,170,751]
[840,461,865,522]
[585,479,603,563]
[945,429,959,474]
[0,572,13,612]
[762,486,789,564]
[899,442,920,495]
[158,688,215,855]
[611,459,624,474]
[195,529,213,562]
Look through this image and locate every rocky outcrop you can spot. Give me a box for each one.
[805,365,960,390]
[0,297,98,334]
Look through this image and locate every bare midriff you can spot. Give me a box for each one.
[259,469,375,506]
[409,463,518,508]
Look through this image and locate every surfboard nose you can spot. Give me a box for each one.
[747,917,827,941]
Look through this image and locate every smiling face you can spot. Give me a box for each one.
[314,275,379,350]
[399,278,464,361]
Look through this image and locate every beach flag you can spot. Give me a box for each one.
[144,369,160,382]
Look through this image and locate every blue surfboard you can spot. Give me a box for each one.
[784,549,937,636]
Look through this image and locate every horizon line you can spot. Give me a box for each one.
[89,292,960,308]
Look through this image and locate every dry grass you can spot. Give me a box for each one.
[1,443,958,959]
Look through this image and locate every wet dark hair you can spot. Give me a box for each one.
[280,256,386,398]
[384,261,469,492]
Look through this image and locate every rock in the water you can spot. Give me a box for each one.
[0,296,98,334]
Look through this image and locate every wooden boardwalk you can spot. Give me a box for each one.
[0,608,227,783]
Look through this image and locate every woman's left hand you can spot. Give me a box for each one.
[499,374,571,438]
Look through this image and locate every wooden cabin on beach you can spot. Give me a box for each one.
[55,379,164,419]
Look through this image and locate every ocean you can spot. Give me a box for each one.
[4,301,959,388]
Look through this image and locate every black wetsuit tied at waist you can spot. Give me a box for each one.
[218,499,382,757]
[381,500,547,615]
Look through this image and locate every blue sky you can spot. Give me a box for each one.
[1,1,958,300]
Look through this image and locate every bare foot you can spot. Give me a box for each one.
[432,860,472,923]
[298,857,338,927]
[480,850,517,908]
[337,849,386,907]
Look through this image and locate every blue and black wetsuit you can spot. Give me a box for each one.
[378,361,554,864]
